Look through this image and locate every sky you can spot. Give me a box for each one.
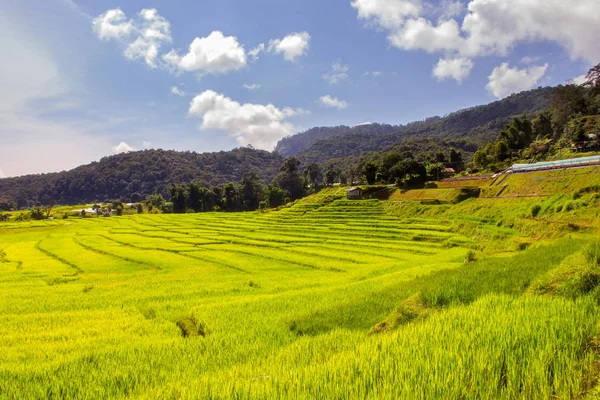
[0,0,598,178]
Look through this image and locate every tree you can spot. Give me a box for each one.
[532,111,553,139]
[303,163,322,189]
[550,84,587,137]
[136,203,144,214]
[448,148,465,171]
[363,162,379,185]
[240,172,263,211]
[266,185,286,208]
[273,157,306,200]
[169,185,187,213]
[148,193,165,212]
[380,152,403,182]
[211,186,224,209]
[324,167,338,186]
[472,149,489,170]
[223,183,239,211]
[187,183,204,212]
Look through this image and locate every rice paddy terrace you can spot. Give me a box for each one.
[2,195,600,398]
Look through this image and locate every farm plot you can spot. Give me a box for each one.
[0,198,599,398]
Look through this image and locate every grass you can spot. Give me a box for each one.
[1,181,600,398]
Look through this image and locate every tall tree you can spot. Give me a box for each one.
[223,183,239,211]
[273,157,306,200]
[240,172,263,211]
[303,163,322,189]
[363,162,379,185]
[169,184,187,214]
[187,183,203,212]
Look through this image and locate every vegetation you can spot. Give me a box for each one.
[2,166,600,397]
[0,147,283,209]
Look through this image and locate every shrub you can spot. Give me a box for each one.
[258,201,268,211]
[464,250,477,264]
[62,213,69,220]
[176,314,207,338]
[530,204,541,217]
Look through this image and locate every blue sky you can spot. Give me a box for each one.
[0,0,597,177]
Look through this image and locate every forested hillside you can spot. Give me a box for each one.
[275,123,400,157]
[281,87,552,165]
[0,148,282,208]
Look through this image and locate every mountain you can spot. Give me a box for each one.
[1,86,555,209]
[0,148,283,208]
[275,123,401,157]
[276,87,553,165]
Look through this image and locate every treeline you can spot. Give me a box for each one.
[0,148,282,209]
[473,64,600,172]
[148,157,307,213]
[277,86,553,166]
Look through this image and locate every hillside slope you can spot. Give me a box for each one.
[0,148,283,207]
[284,87,552,164]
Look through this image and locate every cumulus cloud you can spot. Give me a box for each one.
[188,91,307,150]
[323,61,350,84]
[352,0,421,30]
[268,32,311,62]
[93,8,171,68]
[353,0,600,83]
[113,141,136,154]
[123,9,172,68]
[92,8,134,40]
[432,57,473,82]
[171,86,184,96]
[243,84,261,90]
[142,141,152,149]
[0,169,6,179]
[486,62,548,98]
[319,95,349,110]
[388,18,464,53]
[571,74,588,86]
[248,43,265,62]
[163,31,247,74]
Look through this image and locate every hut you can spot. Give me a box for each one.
[346,187,363,199]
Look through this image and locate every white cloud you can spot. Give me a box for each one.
[363,71,383,77]
[323,61,350,84]
[123,9,171,68]
[486,62,548,98]
[243,84,261,90]
[188,90,306,150]
[171,86,184,96]
[352,0,421,30]
[388,18,464,53]
[432,57,473,82]
[92,8,133,41]
[319,95,349,110]
[268,32,310,62]
[113,141,136,154]
[142,141,152,149]
[435,0,465,20]
[163,31,247,74]
[0,170,6,179]
[571,74,588,85]
[520,56,540,65]
[248,43,265,62]
[93,8,171,68]
[353,0,600,74]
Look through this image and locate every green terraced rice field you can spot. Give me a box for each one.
[1,199,600,398]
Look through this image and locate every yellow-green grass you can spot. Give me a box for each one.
[389,188,461,202]
[1,197,600,398]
